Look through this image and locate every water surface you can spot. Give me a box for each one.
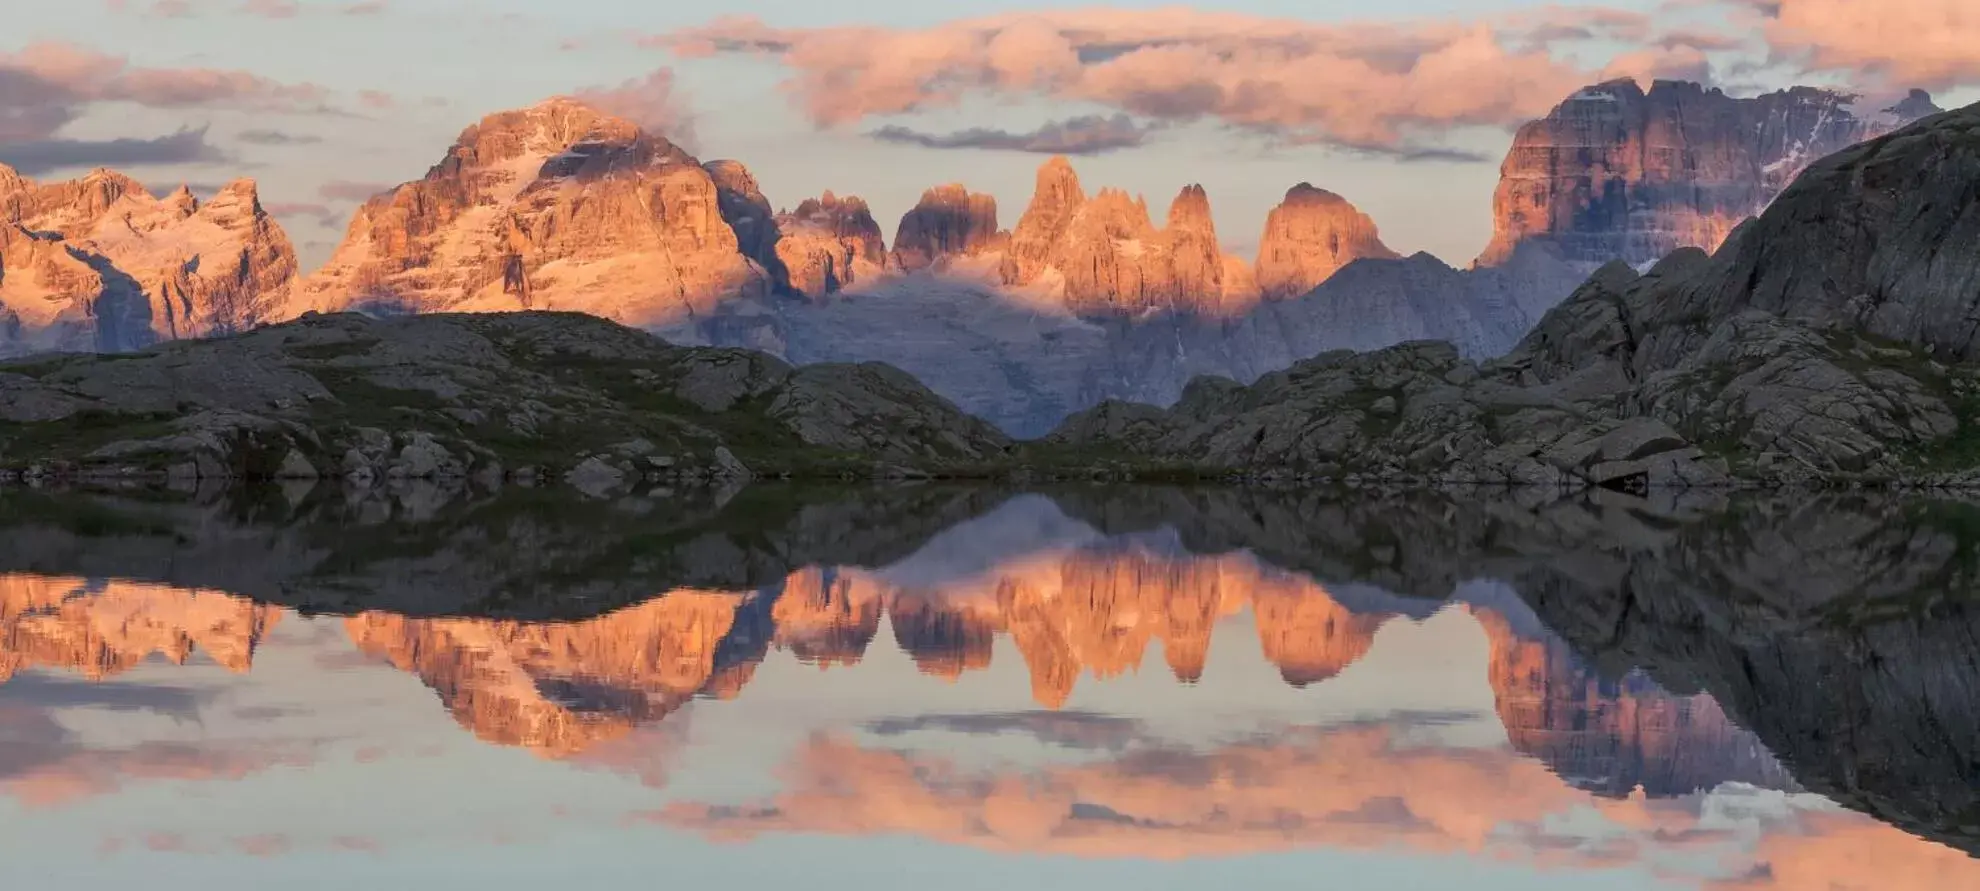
[1,485,1976,889]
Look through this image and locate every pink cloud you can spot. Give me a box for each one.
[231,834,293,857]
[573,67,698,148]
[0,42,331,144]
[240,0,299,18]
[1758,0,1980,89]
[646,11,1653,153]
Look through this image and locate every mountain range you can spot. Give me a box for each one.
[0,79,1942,435]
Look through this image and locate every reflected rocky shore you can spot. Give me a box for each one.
[1,481,1976,858]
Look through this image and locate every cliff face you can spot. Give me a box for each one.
[892,184,1003,272]
[294,99,767,325]
[704,159,789,288]
[1478,79,1941,267]
[773,192,888,300]
[996,161,1234,315]
[1474,606,1792,797]
[0,574,280,683]
[0,167,297,356]
[344,591,752,757]
[1253,183,1398,302]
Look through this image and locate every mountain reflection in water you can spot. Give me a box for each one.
[0,484,1976,888]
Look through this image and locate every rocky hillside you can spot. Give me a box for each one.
[1047,101,1980,487]
[1,167,296,357]
[292,99,768,324]
[1479,79,1940,267]
[0,310,1011,485]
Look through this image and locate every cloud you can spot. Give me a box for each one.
[648,11,1660,153]
[1334,141,1494,164]
[0,42,329,147]
[868,113,1154,155]
[108,0,386,16]
[240,0,298,18]
[263,201,344,227]
[316,179,391,202]
[236,128,321,145]
[650,5,1980,154]
[1756,0,1980,89]
[572,67,697,148]
[356,89,394,110]
[0,127,225,176]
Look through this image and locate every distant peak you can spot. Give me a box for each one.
[1281,182,1350,206]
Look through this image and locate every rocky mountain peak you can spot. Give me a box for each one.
[295,98,763,323]
[1000,156,1091,288]
[1883,89,1944,123]
[775,190,888,300]
[1253,183,1397,301]
[1167,184,1214,233]
[2,166,297,355]
[1477,78,1942,268]
[891,183,1001,272]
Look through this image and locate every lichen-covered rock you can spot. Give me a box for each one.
[0,310,1009,483]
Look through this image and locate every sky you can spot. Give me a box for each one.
[3,0,1978,269]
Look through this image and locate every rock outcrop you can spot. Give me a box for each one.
[0,310,1011,484]
[1047,101,1980,487]
[1479,79,1941,267]
[293,99,766,326]
[891,184,1002,272]
[995,162,1232,315]
[772,192,888,299]
[0,166,297,356]
[999,157,1086,289]
[1252,183,1398,302]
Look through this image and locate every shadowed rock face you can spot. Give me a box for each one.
[1479,79,1941,267]
[891,184,1002,273]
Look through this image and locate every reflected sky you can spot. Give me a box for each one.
[0,491,1974,889]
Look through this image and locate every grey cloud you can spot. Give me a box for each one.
[263,201,344,227]
[865,711,1146,750]
[317,179,392,202]
[236,128,321,145]
[869,113,1154,155]
[0,127,226,175]
[1339,142,1494,164]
